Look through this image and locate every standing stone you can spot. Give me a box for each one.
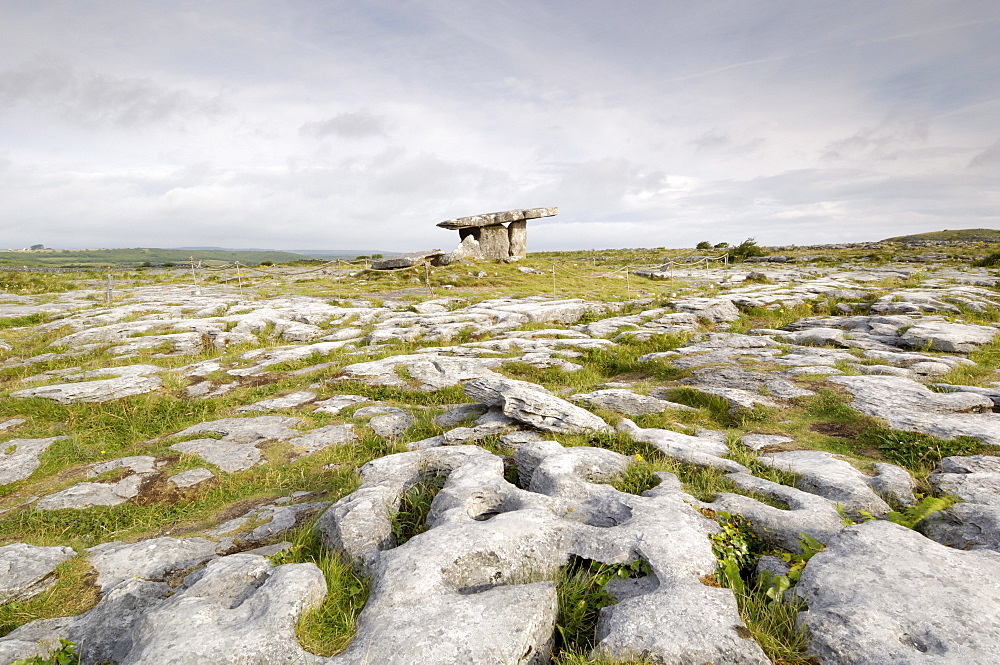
[478,225,510,260]
[508,220,527,258]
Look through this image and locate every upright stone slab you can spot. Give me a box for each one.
[508,220,527,258]
[478,224,511,260]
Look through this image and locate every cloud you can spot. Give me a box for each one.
[0,56,221,128]
[821,115,929,162]
[300,109,388,139]
[968,139,1000,169]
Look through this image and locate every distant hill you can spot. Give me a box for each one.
[882,228,1000,243]
[0,248,308,268]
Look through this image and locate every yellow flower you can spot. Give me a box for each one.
[635,454,643,462]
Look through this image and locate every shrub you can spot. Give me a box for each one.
[972,251,1000,268]
[729,238,768,263]
[696,241,713,250]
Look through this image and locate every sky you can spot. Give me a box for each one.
[1,0,998,253]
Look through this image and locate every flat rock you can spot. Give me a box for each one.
[167,468,215,488]
[371,249,445,269]
[831,375,1000,446]
[86,537,223,592]
[570,388,680,416]
[37,472,147,510]
[437,206,558,230]
[0,543,76,603]
[796,520,1000,663]
[0,436,68,485]
[739,434,793,451]
[10,365,163,403]
[235,391,316,413]
[899,319,998,353]
[368,411,416,440]
[286,424,358,454]
[921,455,1000,551]
[464,376,610,434]
[339,354,503,391]
[617,419,745,473]
[312,394,371,415]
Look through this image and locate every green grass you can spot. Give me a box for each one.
[0,556,100,637]
[268,527,370,657]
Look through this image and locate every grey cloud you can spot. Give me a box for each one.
[300,110,387,139]
[0,57,219,128]
[968,139,1000,169]
[821,116,929,162]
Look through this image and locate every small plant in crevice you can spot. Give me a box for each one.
[390,473,448,545]
[886,495,958,529]
[708,514,818,665]
[10,639,79,665]
[553,557,652,660]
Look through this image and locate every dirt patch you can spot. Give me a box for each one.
[809,421,866,439]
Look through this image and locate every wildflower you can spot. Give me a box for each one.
[634,453,643,462]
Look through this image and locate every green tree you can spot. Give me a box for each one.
[696,241,713,250]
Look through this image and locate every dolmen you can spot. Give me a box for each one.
[438,207,558,260]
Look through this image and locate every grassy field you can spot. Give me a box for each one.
[0,248,308,268]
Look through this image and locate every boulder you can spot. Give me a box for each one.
[464,377,610,434]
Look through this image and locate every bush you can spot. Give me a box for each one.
[973,251,1000,268]
[729,238,768,263]
[696,241,713,250]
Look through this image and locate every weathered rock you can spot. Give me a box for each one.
[899,319,998,353]
[437,207,558,230]
[0,544,76,603]
[286,424,358,455]
[88,456,160,478]
[921,455,1000,551]
[795,520,1000,664]
[757,450,891,517]
[668,297,741,322]
[167,467,215,488]
[37,475,146,511]
[477,224,511,259]
[235,391,316,412]
[371,249,446,270]
[10,365,163,404]
[464,377,610,434]
[0,436,67,485]
[739,434,793,451]
[167,416,302,473]
[339,354,503,391]
[831,375,1000,445]
[570,388,682,416]
[710,473,846,552]
[508,219,528,258]
[0,419,26,432]
[617,419,745,473]
[86,537,222,592]
[312,394,372,415]
[368,410,415,440]
[433,403,489,427]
